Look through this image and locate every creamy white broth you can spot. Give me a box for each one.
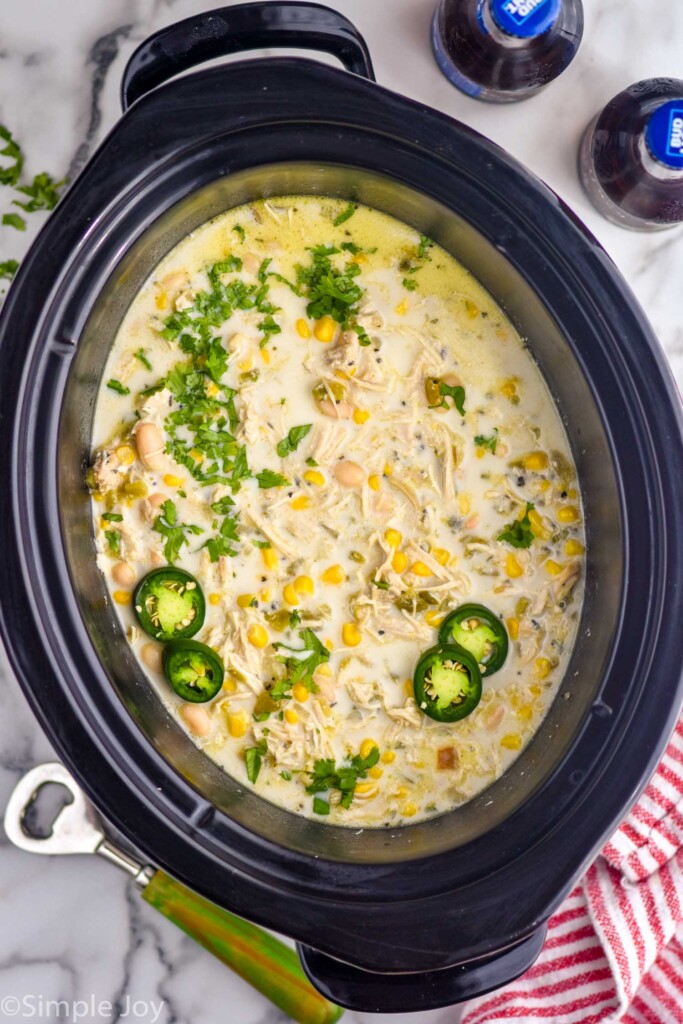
[90,196,585,827]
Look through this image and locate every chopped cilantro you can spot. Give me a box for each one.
[245,741,267,784]
[134,348,153,371]
[417,234,433,259]
[0,259,19,281]
[203,514,239,562]
[272,629,329,700]
[305,456,319,467]
[340,241,361,254]
[211,495,235,515]
[232,223,245,241]
[402,277,418,292]
[12,171,65,212]
[101,512,123,522]
[280,770,293,781]
[104,530,121,556]
[253,539,271,549]
[106,379,130,395]
[2,213,25,231]
[333,203,356,226]
[372,578,390,590]
[498,502,535,549]
[289,609,302,629]
[312,796,330,815]
[306,747,380,811]
[256,469,290,489]
[439,381,466,415]
[153,499,203,563]
[0,126,23,186]
[474,429,499,454]
[276,424,312,458]
[295,245,363,325]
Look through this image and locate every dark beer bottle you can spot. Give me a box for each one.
[579,79,683,231]
[431,0,584,103]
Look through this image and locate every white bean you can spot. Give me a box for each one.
[334,460,366,488]
[179,703,212,737]
[111,562,135,587]
[242,252,262,276]
[135,422,166,472]
[140,642,163,674]
[485,704,505,731]
[318,399,354,420]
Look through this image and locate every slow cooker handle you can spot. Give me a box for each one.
[296,927,548,1012]
[121,1,375,111]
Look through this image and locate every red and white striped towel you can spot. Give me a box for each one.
[463,720,683,1024]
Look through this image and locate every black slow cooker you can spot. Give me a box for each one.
[1,2,683,1013]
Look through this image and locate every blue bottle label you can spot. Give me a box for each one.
[645,101,683,170]
[490,0,561,38]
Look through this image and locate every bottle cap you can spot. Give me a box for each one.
[490,0,561,38]
[645,100,683,170]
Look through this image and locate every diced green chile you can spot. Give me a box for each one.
[438,603,509,676]
[134,567,205,642]
[162,639,224,703]
[413,644,482,723]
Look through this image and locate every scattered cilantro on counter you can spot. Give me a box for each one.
[2,213,25,231]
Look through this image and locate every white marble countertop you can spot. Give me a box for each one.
[0,2,681,1022]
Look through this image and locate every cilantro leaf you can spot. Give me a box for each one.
[12,171,65,212]
[203,514,239,562]
[245,741,267,784]
[106,379,130,395]
[232,223,245,241]
[101,512,123,522]
[333,203,356,226]
[134,348,153,371]
[211,495,235,515]
[153,499,203,563]
[0,259,19,281]
[276,424,312,458]
[402,277,418,292]
[2,213,25,231]
[498,502,535,549]
[417,234,433,259]
[312,796,330,815]
[439,381,466,415]
[474,429,498,454]
[306,747,381,812]
[0,126,23,186]
[272,629,329,696]
[256,469,290,489]
[295,245,364,325]
[104,530,121,556]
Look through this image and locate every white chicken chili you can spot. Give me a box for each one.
[89,196,585,827]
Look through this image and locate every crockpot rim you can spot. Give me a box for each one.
[1,55,682,975]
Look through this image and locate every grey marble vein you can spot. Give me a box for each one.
[0,1,681,1022]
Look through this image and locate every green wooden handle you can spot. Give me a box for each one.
[142,869,343,1024]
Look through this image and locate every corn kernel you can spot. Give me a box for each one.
[155,291,168,310]
[92,491,104,502]
[381,750,396,764]
[282,583,300,606]
[262,546,278,570]
[522,451,549,472]
[392,551,409,574]
[517,705,533,722]
[285,709,299,725]
[321,564,346,585]
[115,445,136,466]
[163,474,184,487]
[237,593,255,609]
[395,297,408,316]
[190,448,205,463]
[294,575,314,596]
[237,357,252,371]
[206,381,219,397]
[465,299,479,319]
[352,252,368,264]
[354,783,378,799]
[222,676,237,693]
[384,529,402,548]
[501,733,522,751]
[528,508,552,541]
[505,554,524,579]
[395,786,409,799]
[209,593,221,606]
[501,379,517,400]
[529,684,542,698]
[564,539,584,556]
[383,463,393,476]
[290,495,311,510]
[260,348,271,365]
[557,505,579,524]
[368,474,380,491]
[324,639,334,652]
[431,547,450,565]
[369,766,383,779]
[304,469,325,487]
[314,315,337,343]
[506,617,520,641]
[247,624,269,648]
[535,657,552,680]
[296,318,311,339]
[545,559,563,576]
[475,448,486,460]
[567,488,578,499]
[259,588,271,602]
[353,408,370,425]
[113,590,131,605]
[402,802,418,817]
[410,561,433,577]
[227,711,248,738]
[292,683,309,703]
[342,622,361,647]
[360,738,378,759]
[458,493,472,516]
[538,479,551,492]
[404,679,414,698]
[425,610,444,627]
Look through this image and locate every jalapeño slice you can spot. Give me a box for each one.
[413,644,482,723]
[133,567,205,642]
[438,603,509,676]
[162,639,224,703]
